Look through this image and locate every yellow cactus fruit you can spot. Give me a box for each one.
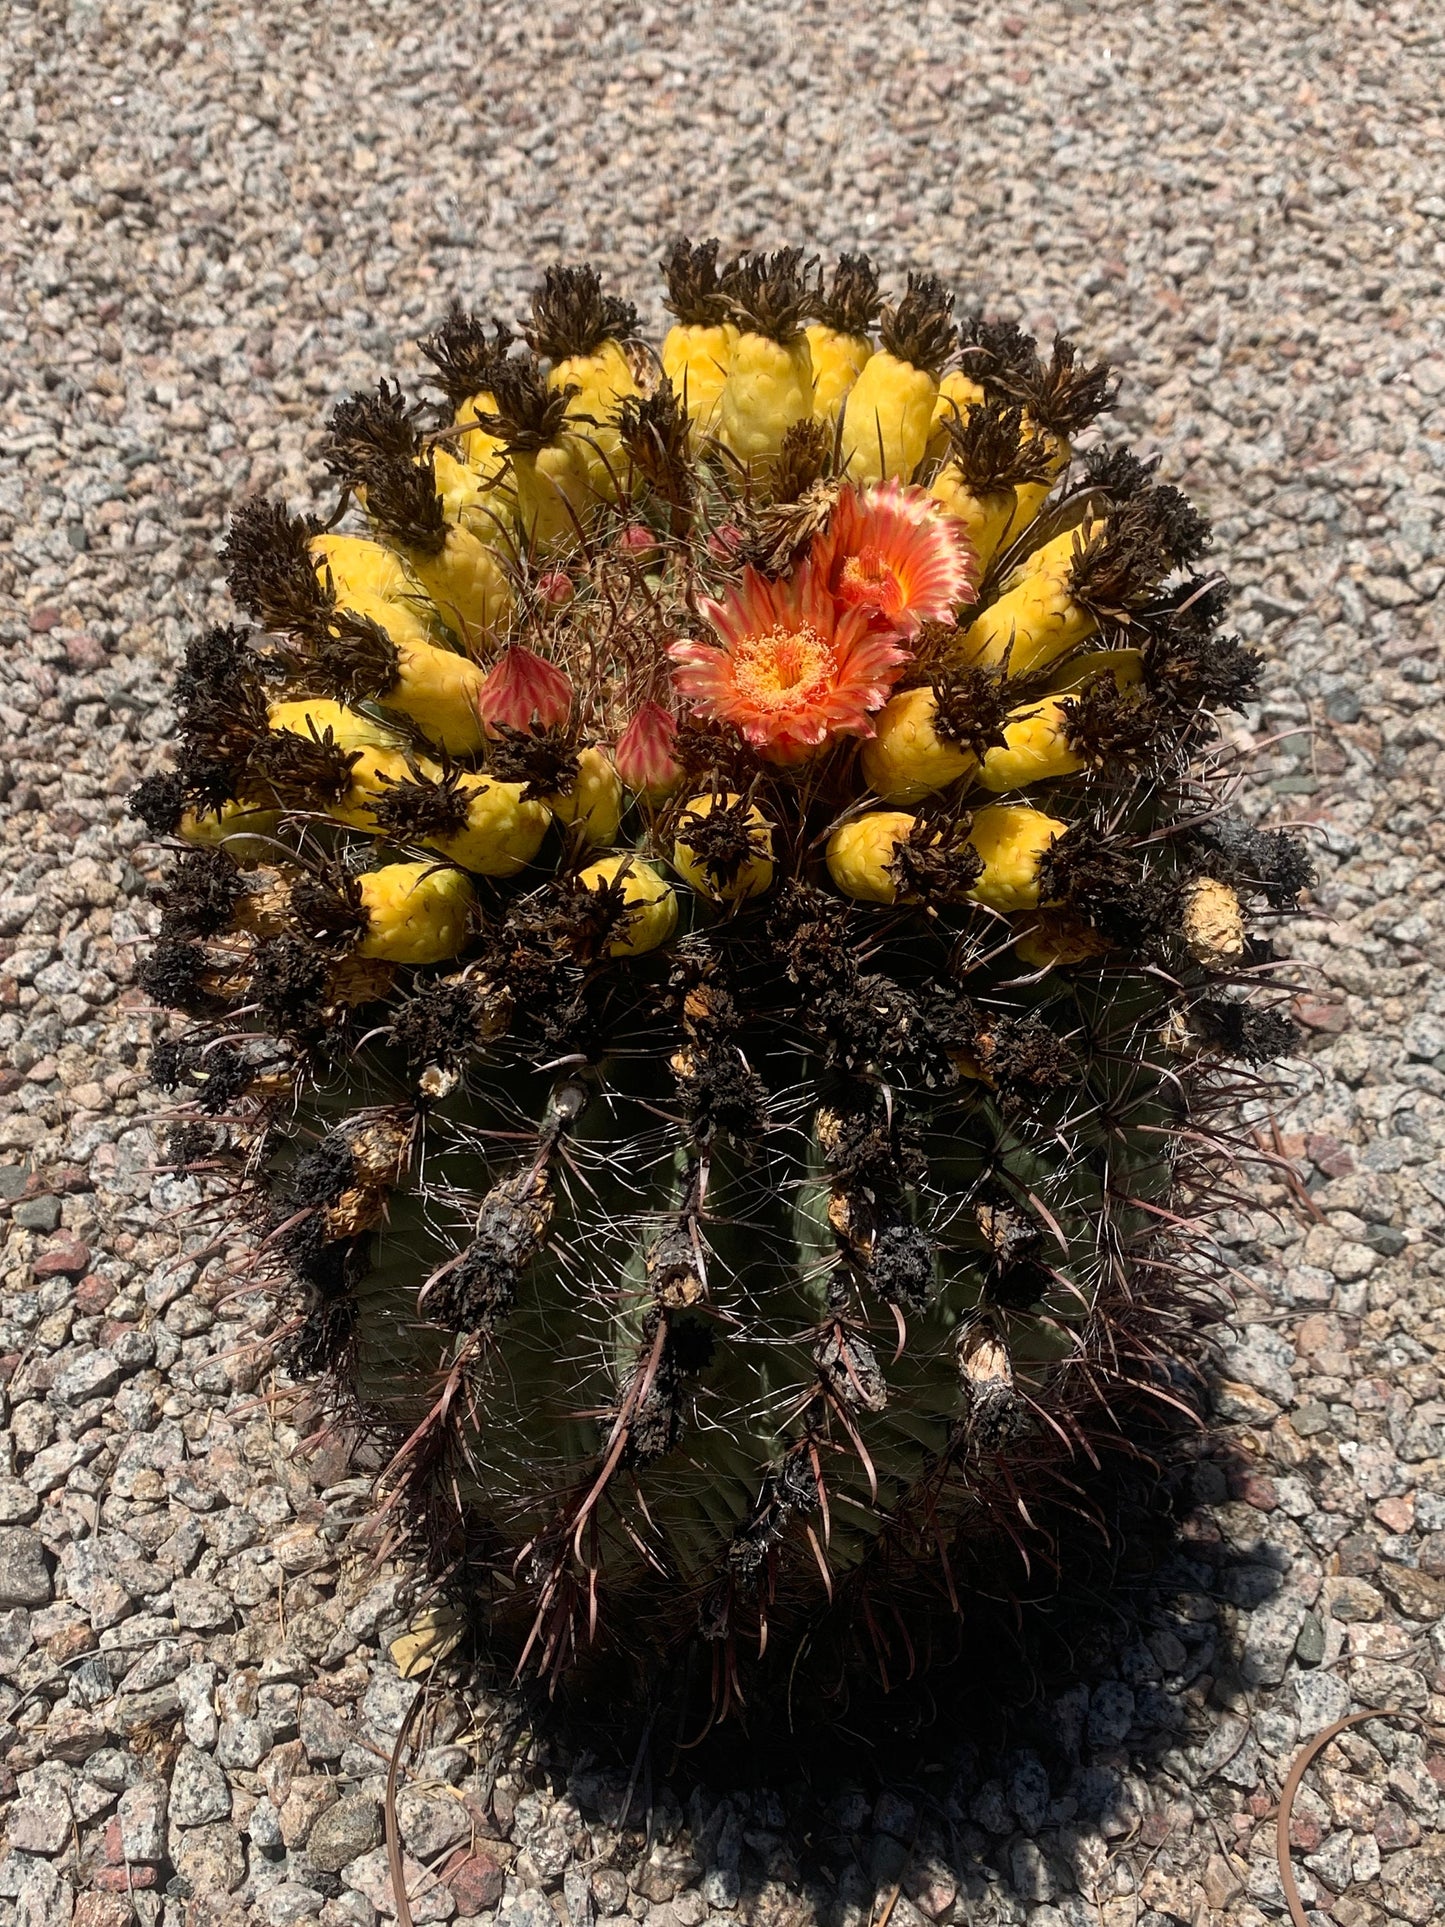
[953,522,1106,676]
[552,334,638,422]
[415,307,514,475]
[285,577,489,758]
[807,323,872,425]
[551,746,623,848]
[1046,648,1144,695]
[432,444,496,523]
[322,384,516,644]
[663,321,737,442]
[992,518,1104,599]
[955,333,1115,526]
[966,804,1067,913]
[861,686,976,806]
[806,253,883,426]
[672,793,776,903]
[926,368,988,458]
[928,465,1020,578]
[1011,912,1112,970]
[660,239,738,444]
[504,267,651,516]
[555,339,638,496]
[825,812,918,905]
[841,353,936,486]
[326,747,427,831]
[577,855,678,957]
[719,332,813,465]
[975,697,1088,794]
[428,776,551,879]
[266,699,400,754]
[460,346,601,555]
[927,397,1061,577]
[1010,425,1070,528]
[1180,877,1245,968]
[404,521,515,643]
[716,249,817,467]
[1010,343,1114,524]
[227,500,447,679]
[332,580,441,661]
[455,408,507,476]
[355,862,475,965]
[840,272,955,485]
[506,436,597,554]
[177,797,280,858]
[534,270,641,499]
[309,532,419,611]
[329,756,550,875]
[369,636,487,759]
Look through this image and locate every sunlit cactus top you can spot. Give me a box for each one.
[131,242,1309,1713]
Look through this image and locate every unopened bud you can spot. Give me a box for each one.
[477,646,574,735]
[535,569,574,609]
[617,522,659,562]
[614,701,684,800]
[706,523,745,563]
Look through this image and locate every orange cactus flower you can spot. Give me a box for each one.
[815,481,977,636]
[671,560,909,763]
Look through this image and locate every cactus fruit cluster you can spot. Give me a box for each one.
[132,243,1309,1715]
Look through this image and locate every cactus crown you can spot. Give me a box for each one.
[132,242,1308,1728]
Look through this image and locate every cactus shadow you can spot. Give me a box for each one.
[486,1356,1290,1910]
[540,1437,1288,1927]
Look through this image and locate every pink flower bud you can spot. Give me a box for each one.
[707,523,744,563]
[617,522,658,558]
[477,647,574,736]
[614,701,684,800]
[535,569,574,609]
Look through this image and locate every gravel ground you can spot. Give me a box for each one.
[2,3,1444,1925]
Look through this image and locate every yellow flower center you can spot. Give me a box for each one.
[840,547,903,616]
[733,623,834,712]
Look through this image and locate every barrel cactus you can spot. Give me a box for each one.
[131,244,1307,1715]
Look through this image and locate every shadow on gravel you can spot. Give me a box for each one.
[448,1364,1287,1919]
